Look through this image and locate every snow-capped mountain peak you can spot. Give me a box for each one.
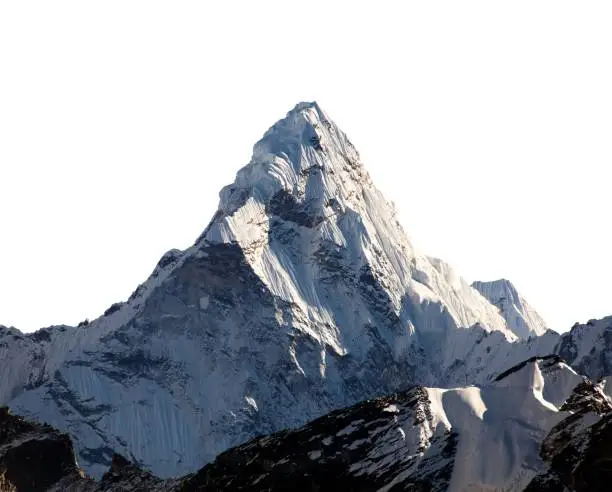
[204,101,373,246]
[472,278,549,338]
[202,102,519,346]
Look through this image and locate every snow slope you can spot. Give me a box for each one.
[425,357,584,491]
[0,102,560,477]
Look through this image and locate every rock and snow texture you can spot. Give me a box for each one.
[4,357,603,491]
[0,102,566,478]
[181,386,459,491]
[472,279,549,338]
[555,315,612,381]
[525,377,612,491]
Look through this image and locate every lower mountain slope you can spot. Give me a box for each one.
[5,355,609,492]
[184,356,584,492]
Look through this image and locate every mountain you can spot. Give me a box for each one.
[472,279,549,338]
[0,102,559,478]
[4,356,610,491]
[555,316,612,381]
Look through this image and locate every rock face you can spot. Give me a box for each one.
[525,378,612,491]
[472,279,549,338]
[0,102,560,478]
[0,406,82,492]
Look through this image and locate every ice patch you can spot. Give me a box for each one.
[336,420,364,436]
[382,404,399,413]
[245,396,258,411]
[308,449,322,460]
[199,296,209,310]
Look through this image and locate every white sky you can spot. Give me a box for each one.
[1,1,611,333]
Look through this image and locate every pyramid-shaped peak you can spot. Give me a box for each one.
[259,101,329,142]
[273,101,329,127]
[203,102,367,244]
[199,102,516,338]
[289,100,327,119]
[294,100,321,111]
[251,101,354,164]
[0,102,556,479]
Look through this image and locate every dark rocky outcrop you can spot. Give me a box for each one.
[0,406,82,491]
[494,354,563,382]
[0,407,181,491]
[178,387,455,492]
[525,379,612,491]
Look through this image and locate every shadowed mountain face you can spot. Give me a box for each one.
[0,103,558,478]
